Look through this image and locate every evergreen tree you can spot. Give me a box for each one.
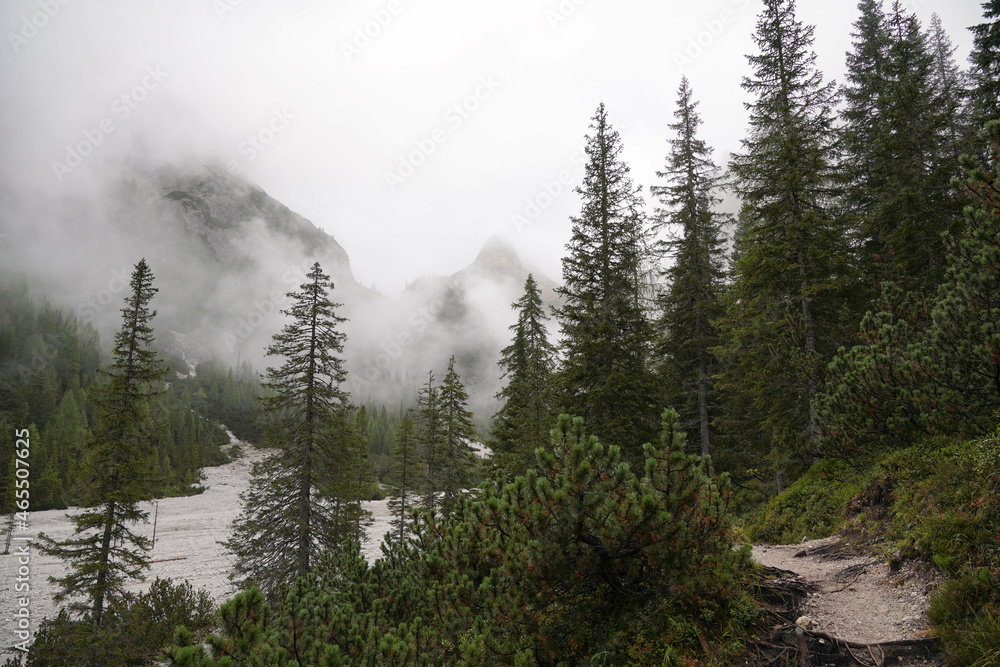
[386,413,420,546]
[969,0,1000,129]
[927,13,970,162]
[841,0,890,231]
[323,404,374,546]
[415,371,446,511]
[926,121,1000,427]
[718,0,853,478]
[38,259,166,625]
[650,77,728,458]
[489,274,557,481]
[818,121,1000,454]
[436,356,478,516]
[225,262,364,595]
[843,2,965,294]
[555,103,659,460]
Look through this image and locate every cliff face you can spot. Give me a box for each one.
[119,163,356,287]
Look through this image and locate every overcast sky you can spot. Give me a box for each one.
[0,0,984,295]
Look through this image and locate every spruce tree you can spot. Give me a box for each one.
[489,274,557,481]
[225,262,365,595]
[841,0,890,232]
[38,259,166,625]
[927,13,970,162]
[386,413,421,546]
[818,121,1000,453]
[650,77,727,458]
[555,103,659,460]
[843,1,965,295]
[436,356,478,516]
[718,0,853,477]
[415,370,445,511]
[969,0,1000,129]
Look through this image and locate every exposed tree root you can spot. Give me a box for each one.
[751,624,942,666]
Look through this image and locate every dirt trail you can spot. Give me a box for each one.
[753,536,944,665]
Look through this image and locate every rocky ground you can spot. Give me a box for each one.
[0,442,394,658]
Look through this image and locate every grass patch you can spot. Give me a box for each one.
[745,458,865,544]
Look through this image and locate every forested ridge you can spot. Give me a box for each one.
[4,0,1000,664]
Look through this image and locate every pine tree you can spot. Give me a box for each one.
[718,0,853,478]
[650,77,728,458]
[386,413,420,546]
[555,103,659,460]
[225,262,365,595]
[41,389,89,502]
[489,274,557,481]
[38,259,166,625]
[436,356,478,516]
[323,404,374,546]
[929,120,1000,427]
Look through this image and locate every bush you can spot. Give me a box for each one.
[27,578,216,667]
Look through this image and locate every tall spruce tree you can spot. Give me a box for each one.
[927,13,970,162]
[555,103,659,460]
[489,274,557,481]
[841,0,890,232]
[38,259,165,625]
[718,0,853,478]
[818,121,1000,454]
[969,0,1000,129]
[225,262,366,595]
[416,370,445,511]
[650,77,727,459]
[843,1,965,295]
[436,356,478,516]
[386,413,420,546]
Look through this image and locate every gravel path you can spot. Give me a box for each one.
[753,536,944,665]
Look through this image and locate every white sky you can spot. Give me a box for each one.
[0,0,984,295]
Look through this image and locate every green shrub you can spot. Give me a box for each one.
[27,578,216,667]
